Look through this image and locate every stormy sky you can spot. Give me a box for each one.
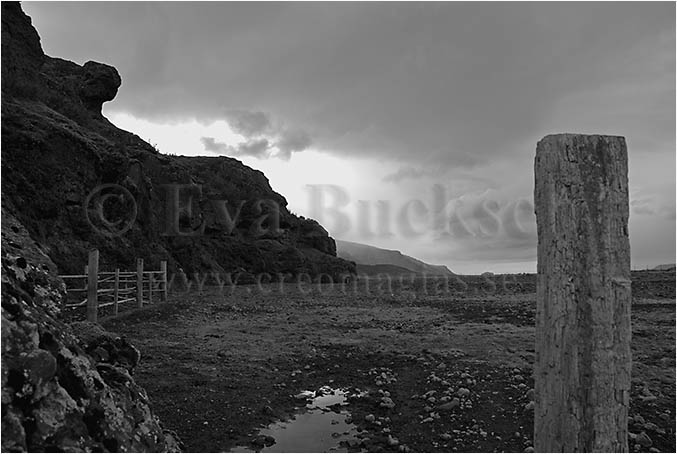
[24,2,675,273]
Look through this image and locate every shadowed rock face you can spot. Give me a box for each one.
[79,61,122,115]
[1,2,355,280]
[1,209,181,452]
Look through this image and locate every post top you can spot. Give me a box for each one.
[538,133,626,145]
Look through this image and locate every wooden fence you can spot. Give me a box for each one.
[59,250,168,323]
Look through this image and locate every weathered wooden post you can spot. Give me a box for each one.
[148,271,154,305]
[136,258,144,308]
[86,249,99,323]
[534,134,631,452]
[113,268,120,316]
[160,260,168,302]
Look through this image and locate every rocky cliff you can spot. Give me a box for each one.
[2,208,181,451]
[1,2,355,281]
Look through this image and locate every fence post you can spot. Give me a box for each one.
[160,260,168,302]
[113,268,120,316]
[148,271,153,305]
[534,134,631,452]
[136,258,144,309]
[86,249,99,323]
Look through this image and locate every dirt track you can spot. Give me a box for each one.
[102,274,675,452]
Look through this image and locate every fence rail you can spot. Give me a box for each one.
[59,250,168,322]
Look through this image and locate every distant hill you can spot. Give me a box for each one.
[355,263,422,276]
[653,264,676,271]
[336,240,454,276]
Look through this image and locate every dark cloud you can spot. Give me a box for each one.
[224,110,272,137]
[201,136,272,159]
[214,109,314,160]
[25,2,675,169]
[202,110,313,160]
[200,137,228,154]
[383,167,435,183]
[237,138,272,159]
[383,152,484,183]
[277,129,312,157]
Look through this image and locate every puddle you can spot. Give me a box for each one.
[232,386,362,453]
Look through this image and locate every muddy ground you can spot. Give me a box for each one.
[101,272,675,452]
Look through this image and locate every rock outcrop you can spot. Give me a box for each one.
[1,2,355,281]
[1,209,181,452]
[79,61,122,115]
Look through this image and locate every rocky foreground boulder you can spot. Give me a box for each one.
[1,209,181,452]
[1,2,355,280]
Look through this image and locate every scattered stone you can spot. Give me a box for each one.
[633,415,646,425]
[380,397,396,409]
[440,433,453,441]
[365,414,376,423]
[640,388,658,402]
[438,398,460,411]
[252,435,275,447]
[456,388,470,398]
[387,435,399,447]
[524,401,535,411]
[526,389,535,401]
[346,439,361,449]
[524,447,534,453]
[295,391,313,399]
[643,422,662,433]
[636,432,653,448]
